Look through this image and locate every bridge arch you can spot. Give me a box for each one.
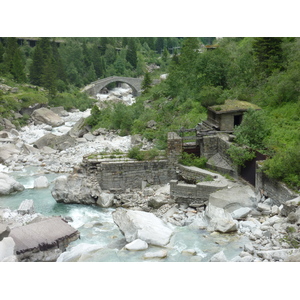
[81,76,143,98]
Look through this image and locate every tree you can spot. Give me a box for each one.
[252,37,284,76]
[126,38,137,69]
[234,108,270,150]
[41,56,57,97]
[3,37,26,82]
[165,37,200,98]
[29,37,53,86]
[0,40,5,63]
[11,46,26,82]
[141,71,151,93]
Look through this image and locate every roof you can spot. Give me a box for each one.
[208,99,261,114]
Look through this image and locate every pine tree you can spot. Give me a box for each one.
[3,37,26,82]
[0,41,4,63]
[252,37,284,76]
[51,41,66,83]
[29,38,52,86]
[141,71,151,93]
[126,38,137,69]
[41,56,57,97]
[3,38,18,73]
[11,46,26,82]
[29,44,44,85]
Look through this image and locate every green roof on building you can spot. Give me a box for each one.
[208,99,261,114]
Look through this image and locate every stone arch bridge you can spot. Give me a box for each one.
[81,76,143,98]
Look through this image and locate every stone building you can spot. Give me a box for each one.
[204,99,261,132]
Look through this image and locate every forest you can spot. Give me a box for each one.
[0,37,299,191]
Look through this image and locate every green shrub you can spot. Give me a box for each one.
[234,108,270,150]
[226,144,256,167]
[128,146,145,161]
[127,146,161,161]
[179,152,208,168]
[262,141,300,190]
[49,92,96,111]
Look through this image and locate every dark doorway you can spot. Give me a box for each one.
[183,145,200,157]
[234,114,243,127]
[240,151,266,186]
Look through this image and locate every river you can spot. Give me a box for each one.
[0,85,249,262]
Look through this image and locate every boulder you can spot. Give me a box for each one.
[0,144,20,164]
[257,203,271,214]
[147,195,172,209]
[68,117,89,138]
[0,224,10,241]
[0,173,24,195]
[50,106,69,117]
[31,107,64,127]
[285,196,300,206]
[33,132,77,151]
[143,250,168,259]
[34,176,49,189]
[83,133,95,141]
[0,237,15,261]
[112,208,174,247]
[97,192,114,208]
[51,174,101,205]
[209,251,228,262]
[0,131,9,138]
[208,185,256,212]
[257,249,300,261]
[57,243,103,262]
[231,207,252,220]
[205,203,238,233]
[125,239,148,251]
[1,118,16,130]
[188,213,208,230]
[17,199,35,215]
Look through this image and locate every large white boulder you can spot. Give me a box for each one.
[17,199,35,215]
[34,176,49,189]
[209,185,257,211]
[125,239,148,251]
[51,174,101,205]
[0,237,15,261]
[0,173,24,195]
[209,250,228,262]
[112,208,174,247]
[0,144,20,164]
[57,243,103,262]
[143,250,168,259]
[97,192,114,208]
[31,107,65,127]
[206,203,238,233]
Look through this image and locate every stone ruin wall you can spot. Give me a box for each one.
[82,158,177,192]
[255,162,298,204]
[80,132,298,205]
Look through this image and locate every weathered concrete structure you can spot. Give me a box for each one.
[81,76,143,97]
